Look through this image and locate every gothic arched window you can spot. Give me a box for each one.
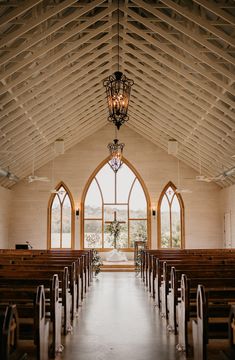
[158,182,184,249]
[48,182,75,249]
[82,159,150,250]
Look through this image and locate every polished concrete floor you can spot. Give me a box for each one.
[58,272,188,360]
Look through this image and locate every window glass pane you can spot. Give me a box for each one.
[129,179,147,218]
[161,195,170,248]
[84,179,102,218]
[129,220,147,248]
[116,164,135,203]
[171,195,181,248]
[104,223,128,248]
[62,195,71,248]
[166,186,174,203]
[51,195,61,248]
[84,220,102,248]
[83,160,148,249]
[96,163,115,203]
[104,205,128,222]
[51,233,60,248]
[58,186,66,202]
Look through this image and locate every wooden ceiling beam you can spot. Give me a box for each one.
[0,0,79,48]
[124,33,234,122]
[0,0,43,27]
[125,24,235,110]
[193,0,235,25]
[125,6,235,92]
[123,46,234,135]
[0,0,107,67]
[160,0,235,47]
[0,23,114,108]
[0,41,112,122]
[0,2,114,83]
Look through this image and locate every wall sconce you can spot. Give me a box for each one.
[76,209,79,219]
[152,208,156,217]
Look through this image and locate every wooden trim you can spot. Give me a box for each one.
[80,156,151,250]
[157,181,185,249]
[47,181,75,249]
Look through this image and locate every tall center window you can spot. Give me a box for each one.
[83,159,149,250]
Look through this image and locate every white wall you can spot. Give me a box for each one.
[0,186,12,248]
[220,184,235,247]
[8,125,223,249]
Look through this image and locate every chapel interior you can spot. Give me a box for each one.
[0,0,234,359]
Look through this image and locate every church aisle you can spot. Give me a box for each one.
[59,272,186,360]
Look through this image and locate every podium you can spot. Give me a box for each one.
[15,244,31,249]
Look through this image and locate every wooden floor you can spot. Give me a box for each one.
[16,272,229,359]
[58,272,188,360]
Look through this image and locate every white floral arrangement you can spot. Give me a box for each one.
[107,220,122,248]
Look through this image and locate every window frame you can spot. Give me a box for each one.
[81,157,151,251]
[47,181,75,249]
[157,181,185,249]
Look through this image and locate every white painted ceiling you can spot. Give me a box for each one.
[0,0,234,188]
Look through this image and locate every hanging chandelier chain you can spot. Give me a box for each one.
[117,0,120,72]
[103,0,134,131]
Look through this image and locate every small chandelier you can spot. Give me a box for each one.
[107,138,125,172]
[103,0,134,130]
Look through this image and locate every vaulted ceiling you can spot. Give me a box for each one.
[0,0,234,189]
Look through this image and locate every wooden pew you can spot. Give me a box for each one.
[0,248,92,294]
[0,261,78,320]
[0,266,72,336]
[192,284,235,360]
[0,286,49,360]
[177,275,235,355]
[0,304,27,360]
[0,274,61,358]
[156,258,235,313]
[166,265,235,332]
[2,251,89,302]
[142,248,235,290]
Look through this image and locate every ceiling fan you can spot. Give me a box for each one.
[176,159,192,194]
[27,148,49,183]
[39,155,63,194]
[0,167,19,182]
[211,166,235,182]
[28,175,50,183]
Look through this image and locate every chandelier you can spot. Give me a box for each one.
[107,138,125,172]
[103,0,134,130]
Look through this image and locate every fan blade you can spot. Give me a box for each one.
[28,175,49,183]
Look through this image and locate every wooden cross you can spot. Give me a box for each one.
[105,211,126,248]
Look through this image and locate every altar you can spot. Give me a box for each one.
[106,249,128,262]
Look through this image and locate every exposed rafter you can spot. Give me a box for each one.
[0,0,234,189]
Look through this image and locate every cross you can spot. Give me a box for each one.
[105,211,126,248]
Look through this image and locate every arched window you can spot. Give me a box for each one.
[157,182,184,249]
[48,182,75,249]
[81,158,150,250]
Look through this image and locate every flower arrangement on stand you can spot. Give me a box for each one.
[135,252,142,276]
[92,250,103,276]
